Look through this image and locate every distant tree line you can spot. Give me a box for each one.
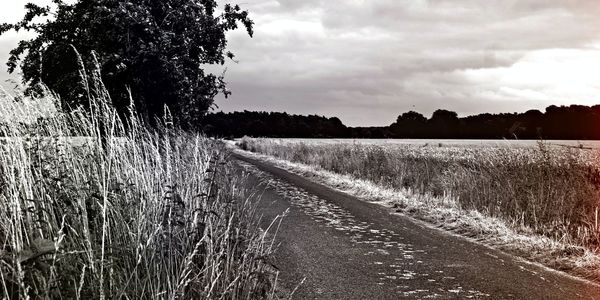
[200,111,350,138]
[200,104,600,140]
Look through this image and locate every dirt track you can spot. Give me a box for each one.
[233,152,600,299]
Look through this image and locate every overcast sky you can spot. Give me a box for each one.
[3,1,600,126]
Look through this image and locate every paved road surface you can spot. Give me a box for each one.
[232,153,600,299]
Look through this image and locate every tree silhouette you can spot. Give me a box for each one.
[199,104,600,140]
[200,111,350,138]
[390,111,427,138]
[0,0,253,127]
[428,109,459,138]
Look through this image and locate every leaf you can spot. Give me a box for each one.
[18,238,58,264]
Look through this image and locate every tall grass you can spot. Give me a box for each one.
[238,138,600,252]
[0,81,276,298]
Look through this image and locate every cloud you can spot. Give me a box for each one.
[0,1,56,89]
[211,0,600,126]
[0,32,26,89]
[2,0,600,125]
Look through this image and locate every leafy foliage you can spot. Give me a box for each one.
[1,0,253,127]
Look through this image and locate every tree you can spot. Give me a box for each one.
[390,111,427,138]
[429,109,458,124]
[428,109,459,138]
[395,111,426,124]
[0,0,253,127]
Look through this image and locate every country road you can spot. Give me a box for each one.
[232,152,600,299]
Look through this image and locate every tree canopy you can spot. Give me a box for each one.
[200,104,600,140]
[200,111,350,138]
[0,0,253,127]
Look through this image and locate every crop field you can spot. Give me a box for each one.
[275,138,600,149]
[238,137,600,278]
[0,88,276,299]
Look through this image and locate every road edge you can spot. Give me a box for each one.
[230,146,600,289]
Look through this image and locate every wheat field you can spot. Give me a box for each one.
[238,137,600,279]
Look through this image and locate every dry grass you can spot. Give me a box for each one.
[0,82,277,299]
[237,137,600,279]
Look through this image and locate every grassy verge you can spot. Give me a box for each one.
[236,137,600,281]
[0,85,277,298]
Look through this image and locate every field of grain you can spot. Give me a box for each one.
[237,137,600,278]
[277,138,600,149]
[0,87,277,299]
